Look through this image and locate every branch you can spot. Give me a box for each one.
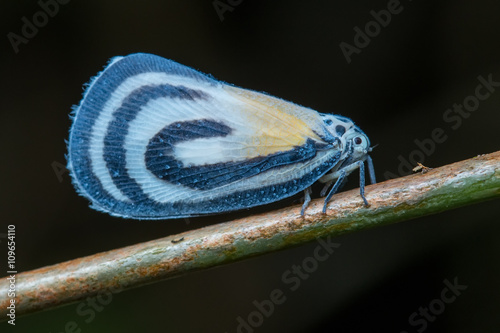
[1,151,499,320]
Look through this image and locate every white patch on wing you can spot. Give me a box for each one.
[174,139,228,165]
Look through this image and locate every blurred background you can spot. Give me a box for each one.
[1,0,499,332]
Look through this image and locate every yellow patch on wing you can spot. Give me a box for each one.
[224,85,323,158]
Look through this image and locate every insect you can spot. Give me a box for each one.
[412,162,432,174]
[67,53,376,219]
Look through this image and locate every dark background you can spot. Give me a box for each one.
[1,0,500,332]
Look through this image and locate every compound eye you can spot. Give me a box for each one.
[354,136,363,145]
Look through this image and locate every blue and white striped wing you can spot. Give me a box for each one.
[67,53,342,219]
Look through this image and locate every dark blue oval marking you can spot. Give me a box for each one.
[335,125,346,136]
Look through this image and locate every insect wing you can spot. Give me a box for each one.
[68,54,342,219]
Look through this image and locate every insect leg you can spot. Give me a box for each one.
[322,170,346,213]
[366,155,376,184]
[320,160,370,209]
[320,177,348,197]
[319,160,359,183]
[320,180,333,197]
[300,187,312,216]
[358,160,369,206]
